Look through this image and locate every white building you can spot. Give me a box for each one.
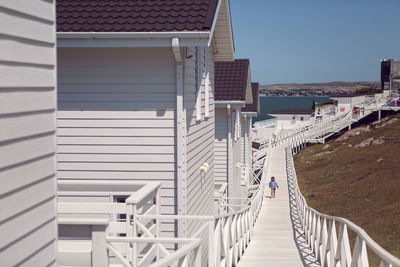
[269,109,314,129]
[56,0,235,247]
[0,1,58,266]
[315,100,336,119]
[214,59,253,204]
[241,83,260,174]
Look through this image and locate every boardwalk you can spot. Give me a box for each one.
[239,147,320,267]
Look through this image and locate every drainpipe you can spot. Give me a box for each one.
[227,104,232,200]
[172,38,186,237]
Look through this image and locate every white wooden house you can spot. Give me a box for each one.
[315,100,336,119]
[241,82,260,189]
[56,0,234,240]
[269,109,314,129]
[214,59,253,204]
[0,1,57,265]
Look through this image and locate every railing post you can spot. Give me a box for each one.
[92,224,108,267]
[208,220,215,267]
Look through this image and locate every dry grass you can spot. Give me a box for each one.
[294,112,400,264]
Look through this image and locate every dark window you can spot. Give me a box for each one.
[300,117,304,121]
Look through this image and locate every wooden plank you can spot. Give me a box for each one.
[0,64,55,87]
[0,9,54,44]
[0,198,56,247]
[0,175,56,222]
[57,119,173,128]
[59,65,175,76]
[57,145,173,154]
[58,74,175,85]
[57,110,174,119]
[0,88,55,115]
[0,0,54,22]
[0,38,54,66]
[57,127,175,137]
[58,101,174,111]
[58,83,175,93]
[0,132,55,169]
[0,219,57,267]
[0,110,55,142]
[57,162,175,172]
[57,136,174,145]
[58,153,174,163]
[57,170,174,180]
[58,92,175,102]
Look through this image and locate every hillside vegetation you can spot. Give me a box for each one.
[294,112,400,262]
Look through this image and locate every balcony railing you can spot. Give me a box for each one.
[57,153,268,267]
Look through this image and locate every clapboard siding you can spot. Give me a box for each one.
[57,47,176,235]
[184,47,215,238]
[0,1,57,266]
[232,111,242,203]
[215,108,228,183]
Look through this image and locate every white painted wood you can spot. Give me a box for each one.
[215,108,228,183]
[238,148,318,267]
[0,0,57,265]
[57,47,177,236]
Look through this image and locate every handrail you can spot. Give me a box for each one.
[285,147,400,266]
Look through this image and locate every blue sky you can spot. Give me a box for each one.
[229,0,400,85]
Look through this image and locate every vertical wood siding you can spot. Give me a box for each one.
[214,108,228,183]
[184,47,215,238]
[57,47,176,236]
[0,1,57,266]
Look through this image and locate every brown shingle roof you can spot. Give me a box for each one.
[242,82,259,113]
[56,0,219,32]
[215,59,249,101]
[269,109,314,115]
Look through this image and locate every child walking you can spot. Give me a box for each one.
[268,176,279,198]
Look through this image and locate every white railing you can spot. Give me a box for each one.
[285,147,400,267]
[256,93,394,150]
[132,169,267,266]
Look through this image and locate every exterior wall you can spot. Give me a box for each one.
[57,47,176,236]
[0,1,57,266]
[215,108,228,184]
[274,114,312,129]
[334,98,352,114]
[231,108,242,204]
[184,47,215,237]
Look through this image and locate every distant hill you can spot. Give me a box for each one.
[261,81,380,92]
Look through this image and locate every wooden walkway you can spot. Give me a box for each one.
[238,147,320,267]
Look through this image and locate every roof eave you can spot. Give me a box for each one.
[215,100,246,108]
[57,31,211,48]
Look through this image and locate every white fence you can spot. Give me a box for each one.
[285,147,400,267]
[57,168,267,267]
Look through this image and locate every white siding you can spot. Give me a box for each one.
[57,47,176,236]
[231,110,242,202]
[215,108,228,183]
[0,1,57,266]
[240,117,246,165]
[184,47,215,238]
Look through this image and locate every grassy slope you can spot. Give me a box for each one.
[294,113,400,261]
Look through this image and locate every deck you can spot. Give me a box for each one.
[239,147,320,267]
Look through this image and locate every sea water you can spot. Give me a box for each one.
[253,96,331,124]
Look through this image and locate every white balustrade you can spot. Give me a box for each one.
[285,147,400,267]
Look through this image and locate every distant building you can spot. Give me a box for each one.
[315,100,336,119]
[381,59,400,93]
[269,109,314,129]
